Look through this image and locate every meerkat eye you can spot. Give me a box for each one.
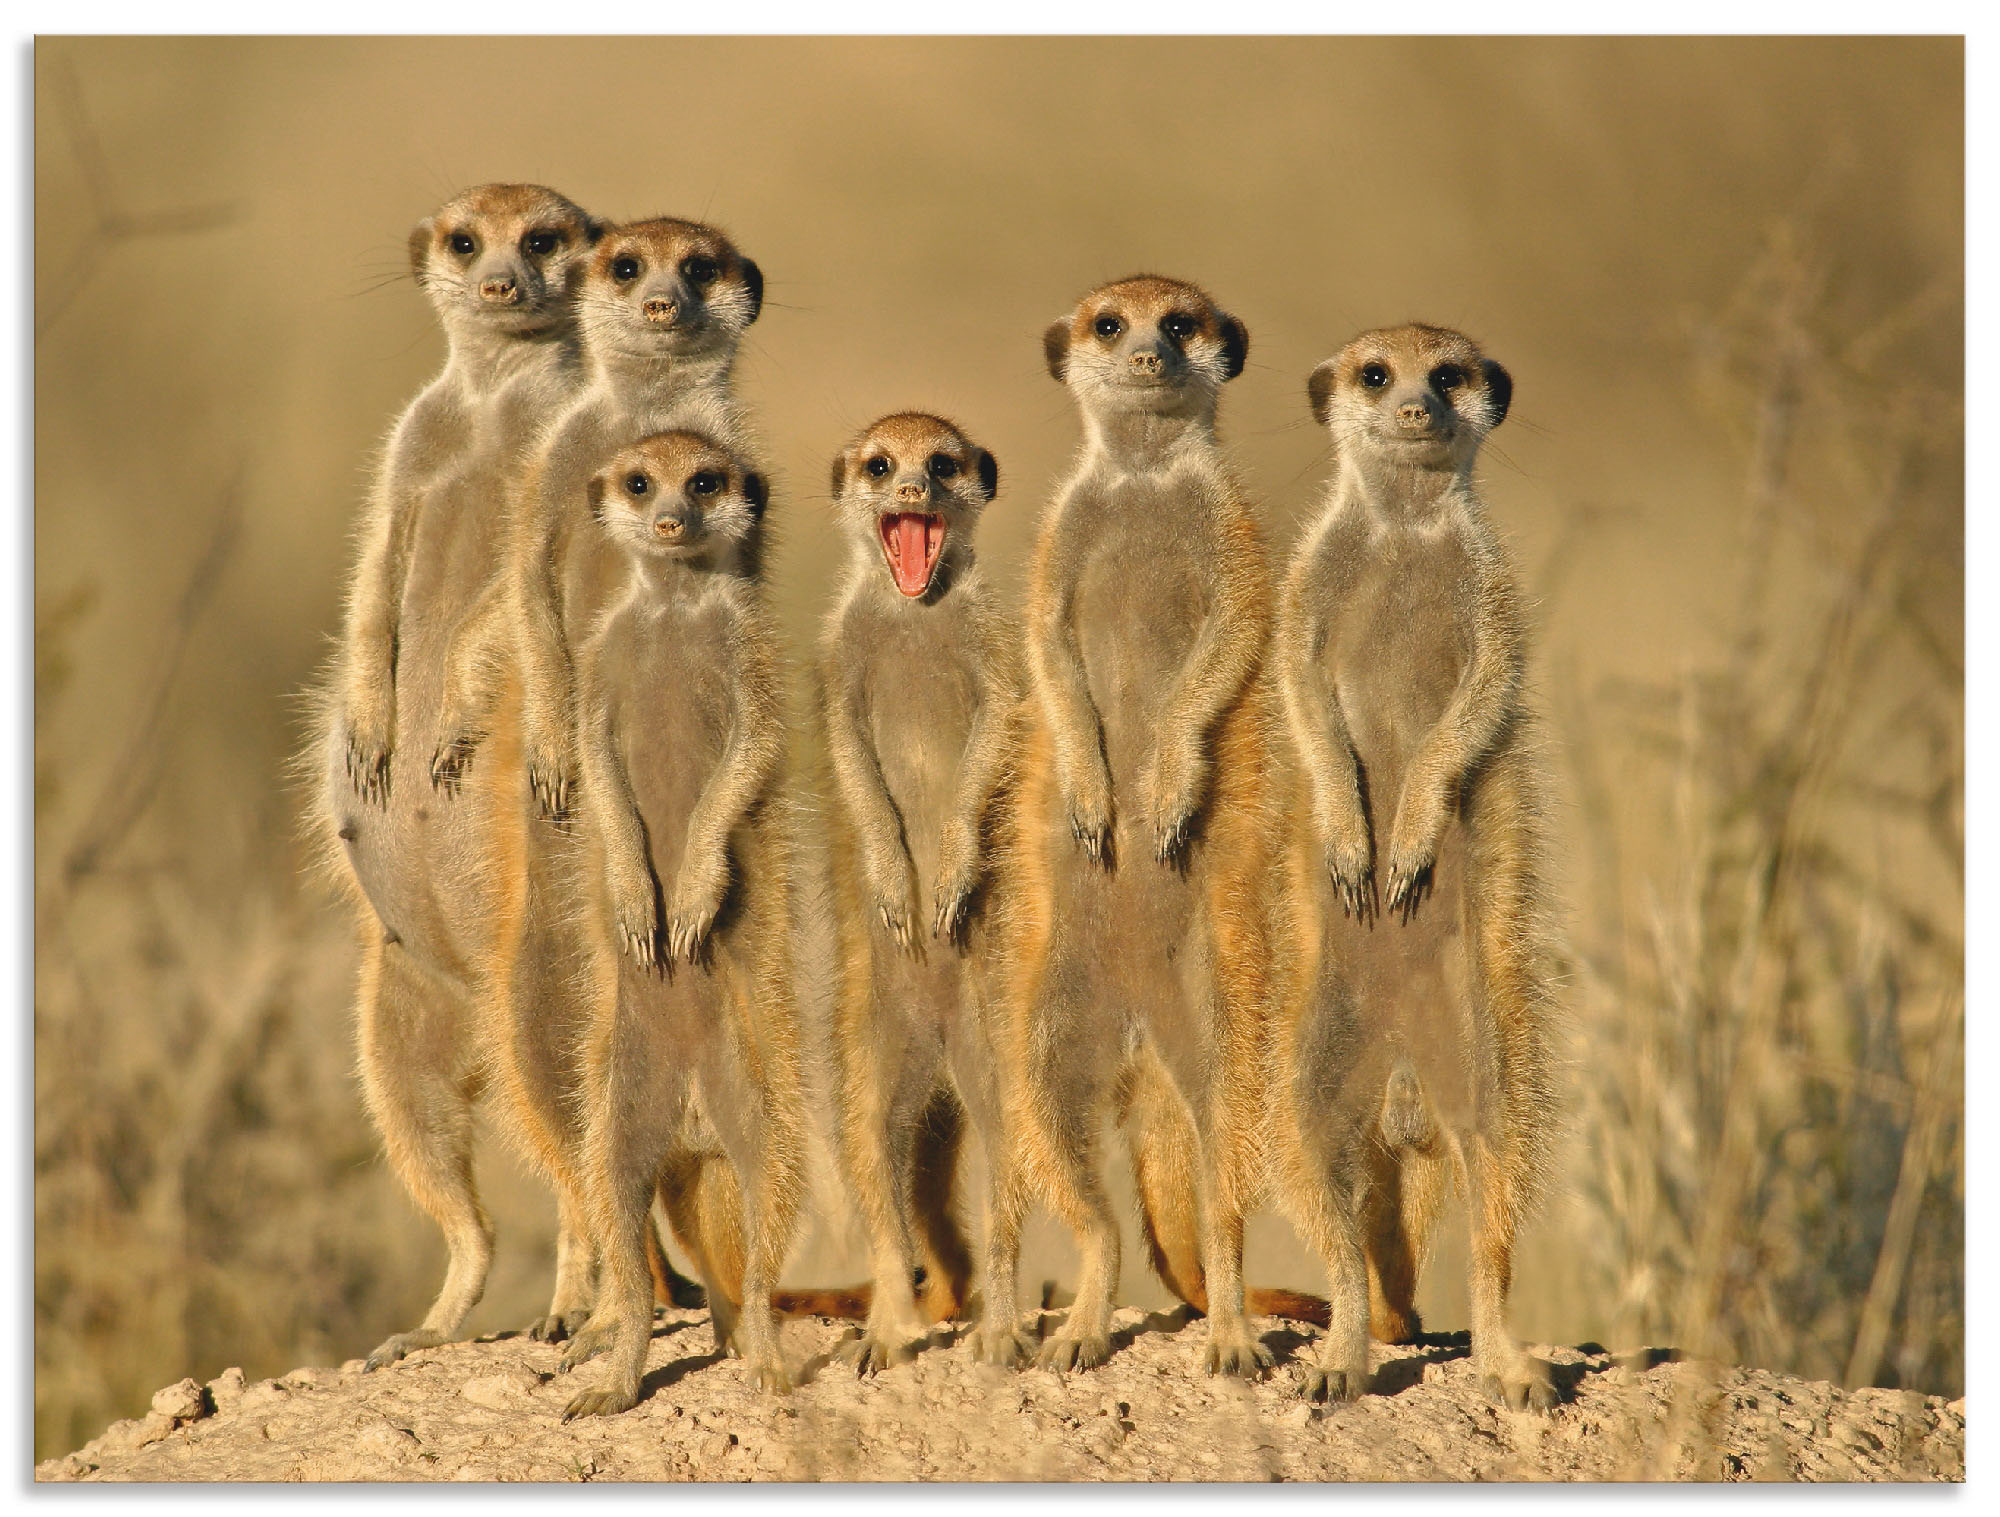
[524,230,559,257]
[1162,313,1197,341]
[448,232,477,257]
[624,472,650,497]
[610,256,640,283]
[927,453,959,481]
[1093,313,1124,340]
[1361,362,1391,389]
[1430,364,1466,392]
[680,255,719,286]
[865,455,891,478]
[689,471,723,495]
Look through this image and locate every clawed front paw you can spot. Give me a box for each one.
[932,866,977,944]
[1324,834,1378,924]
[1141,741,1206,865]
[1383,850,1434,923]
[429,729,481,796]
[346,731,392,807]
[526,747,574,825]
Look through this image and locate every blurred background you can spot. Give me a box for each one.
[33,36,1962,1461]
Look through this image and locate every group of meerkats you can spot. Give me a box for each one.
[309,181,1564,1425]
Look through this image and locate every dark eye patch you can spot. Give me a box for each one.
[927,453,959,480]
[610,255,640,283]
[1162,312,1197,341]
[524,230,559,257]
[1430,364,1466,391]
[624,472,650,496]
[689,471,723,495]
[865,455,891,478]
[680,255,719,285]
[1361,362,1391,389]
[448,232,476,256]
[1093,312,1124,340]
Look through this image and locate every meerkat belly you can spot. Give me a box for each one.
[1318,551,1481,1135]
[865,631,979,882]
[336,454,515,981]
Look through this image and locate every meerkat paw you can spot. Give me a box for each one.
[611,870,663,970]
[836,1327,919,1377]
[1479,1352,1558,1414]
[1383,789,1445,921]
[1037,1326,1111,1375]
[664,879,726,967]
[1202,1327,1275,1380]
[871,874,920,954]
[561,1379,640,1422]
[428,728,481,796]
[344,729,393,808]
[362,1327,448,1372]
[556,1319,619,1373]
[931,866,977,943]
[524,743,574,824]
[965,1321,1036,1370]
[1139,738,1207,864]
[528,1311,586,1344]
[1323,832,1378,923]
[1300,1362,1369,1404]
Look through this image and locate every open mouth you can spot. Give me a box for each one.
[878,513,946,598]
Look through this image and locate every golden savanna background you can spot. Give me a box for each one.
[32,36,1962,1461]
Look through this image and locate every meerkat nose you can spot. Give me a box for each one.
[478,275,520,304]
[654,514,688,539]
[1129,351,1163,375]
[895,479,928,505]
[1397,400,1432,429]
[642,297,679,326]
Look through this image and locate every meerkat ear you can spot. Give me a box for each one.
[1307,359,1339,427]
[739,258,764,323]
[586,475,608,520]
[1043,320,1071,383]
[976,450,999,501]
[828,455,846,500]
[744,472,768,520]
[1480,359,1513,427]
[1219,315,1249,381]
[407,217,435,281]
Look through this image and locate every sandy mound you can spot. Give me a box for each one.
[39,1306,1963,1483]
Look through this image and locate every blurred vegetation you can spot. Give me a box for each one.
[32,36,1961,1465]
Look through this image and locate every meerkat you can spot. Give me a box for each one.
[306,183,614,1370]
[1267,323,1561,1411]
[552,430,806,1417]
[993,275,1283,1378]
[814,412,1038,1374]
[419,218,766,1346]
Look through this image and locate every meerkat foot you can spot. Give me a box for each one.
[556,1319,619,1372]
[1300,1363,1368,1404]
[1037,1325,1111,1375]
[561,1378,640,1422]
[362,1328,448,1371]
[528,1311,586,1344]
[836,1327,918,1377]
[965,1321,1035,1370]
[1479,1351,1557,1414]
[1202,1326,1275,1380]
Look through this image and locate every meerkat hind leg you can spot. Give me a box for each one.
[836,1041,938,1376]
[527,1186,596,1343]
[1466,1135,1556,1412]
[357,944,493,1371]
[1029,1049,1121,1372]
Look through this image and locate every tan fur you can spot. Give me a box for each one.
[300,184,615,1369]
[554,433,809,1418]
[991,275,1283,1377]
[431,219,766,1346]
[1268,323,1561,1410]
[814,413,1036,1374]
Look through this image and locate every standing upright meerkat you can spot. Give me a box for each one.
[428,218,766,1342]
[308,183,601,1370]
[997,275,1282,1378]
[557,430,806,1417]
[817,412,1034,1374]
[1268,323,1560,1410]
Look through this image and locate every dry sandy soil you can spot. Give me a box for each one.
[39,1304,1963,1483]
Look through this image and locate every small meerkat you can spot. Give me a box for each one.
[1268,323,1561,1411]
[995,275,1282,1378]
[426,218,765,1345]
[557,430,807,1418]
[306,183,604,1370]
[816,413,1034,1374]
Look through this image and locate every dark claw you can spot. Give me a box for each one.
[429,734,479,796]
[347,740,390,807]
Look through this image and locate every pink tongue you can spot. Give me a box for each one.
[895,514,930,595]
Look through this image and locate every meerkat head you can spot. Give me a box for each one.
[577,217,764,364]
[1042,275,1248,418]
[829,412,998,601]
[1308,324,1512,474]
[587,430,768,572]
[407,183,598,337]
